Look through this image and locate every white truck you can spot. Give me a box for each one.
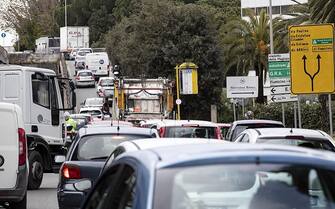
[60,26,89,58]
[0,51,76,189]
[35,36,60,54]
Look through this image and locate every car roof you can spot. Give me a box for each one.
[89,120,133,127]
[85,97,103,101]
[246,128,330,140]
[232,119,283,125]
[217,123,231,127]
[78,126,157,137]
[153,120,219,127]
[0,65,56,75]
[80,107,102,111]
[119,138,227,151]
[70,113,91,118]
[86,52,108,56]
[119,143,335,170]
[98,77,114,81]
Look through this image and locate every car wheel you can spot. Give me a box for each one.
[28,151,44,190]
[10,193,27,209]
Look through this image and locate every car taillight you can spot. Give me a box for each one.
[159,127,166,138]
[61,163,81,179]
[215,127,222,140]
[18,128,27,166]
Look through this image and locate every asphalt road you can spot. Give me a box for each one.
[66,61,97,113]
[27,174,59,209]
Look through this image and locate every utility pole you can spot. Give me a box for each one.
[65,0,67,27]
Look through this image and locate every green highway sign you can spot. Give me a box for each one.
[312,38,333,45]
[269,61,290,78]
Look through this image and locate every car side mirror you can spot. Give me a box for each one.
[55,155,66,163]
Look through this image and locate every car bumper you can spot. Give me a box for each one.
[0,165,28,202]
[57,189,86,209]
[76,80,95,87]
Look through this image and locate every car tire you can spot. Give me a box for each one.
[11,193,27,209]
[28,151,44,190]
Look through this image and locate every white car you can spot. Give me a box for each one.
[234,128,335,152]
[79,107,104,120]
[0,103,28,209]
[75,48,93,70]
[85,52,110,78]
[96,77,114,97]
[75,70,95,88]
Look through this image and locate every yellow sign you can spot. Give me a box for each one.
[179,62,199,95]
[289,24,335,94]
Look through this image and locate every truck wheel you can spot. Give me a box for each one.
[28,151,44,190]
[11,193,27,209]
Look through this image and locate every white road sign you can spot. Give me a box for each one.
[269,94,298,103]
[270,86,291,95]
[226,76,258,98]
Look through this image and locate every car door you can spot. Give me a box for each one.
[84,162,138,209]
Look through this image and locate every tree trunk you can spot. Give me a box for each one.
[256,60,265,104]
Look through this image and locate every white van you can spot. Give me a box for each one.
[0,103,28,209]
[85,52,110,78]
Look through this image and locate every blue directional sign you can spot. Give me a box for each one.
[1,33,6,38]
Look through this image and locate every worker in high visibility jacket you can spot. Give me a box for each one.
[64,112,77,134]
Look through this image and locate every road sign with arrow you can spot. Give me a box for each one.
[289,24,335,94]
[268,54,297,103]
[226,76,258,98]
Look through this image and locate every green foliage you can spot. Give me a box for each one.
[221,9,269,103]
[105,0,225,120]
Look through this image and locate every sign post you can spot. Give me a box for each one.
[1,33,6,46]
[268,54,298,126]
[289,24,335,132]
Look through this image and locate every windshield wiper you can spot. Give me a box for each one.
[90,156,109,160]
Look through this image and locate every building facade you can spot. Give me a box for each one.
[241,0,308,17]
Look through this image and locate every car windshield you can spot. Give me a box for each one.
[100,79,114,86]
[84,98,103,106]
[78,50,91,56]
[154,163,335,209]
[76,134,151,160]
[232,124,284,140]
[79,72,93,76]
[164,126,216,139]
[257,138,335,152]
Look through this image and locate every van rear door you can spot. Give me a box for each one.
[0,103,19,188]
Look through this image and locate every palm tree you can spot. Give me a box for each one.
[310,0,335,23]
[221,9,269,103]
[273,3,311,53]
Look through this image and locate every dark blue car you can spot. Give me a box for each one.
[82,143,335,209]
[56,125,158,209]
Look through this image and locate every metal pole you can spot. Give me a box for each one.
[269,0,274,54]
[294,102,297,128]
[329,94,333,136]
[282,103,285,126]
[298,96,302,128]
[233,103,236,121]
[175,66,181,120]
[65,0,68,27]
[242,99,245,117]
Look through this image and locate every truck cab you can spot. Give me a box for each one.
[0,64,76,189]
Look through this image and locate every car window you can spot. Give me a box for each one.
[74,134,152,161]
[256,138,335,152]
[80,110,102,116]
[234,134,245,142]
[154,164,335,209]
[85,164,136,209]
[164,126,216,139]
[100,79,114,86]
[241,134,250,143]
[79,72,93,76]
[232,123,283,140]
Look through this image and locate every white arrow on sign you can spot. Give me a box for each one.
[270,85,291,95]
[269,94,298,103]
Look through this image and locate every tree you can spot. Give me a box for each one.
[221,9,269,103]
[310,0,335,23]
[0,0,59,50]
[105,0,225,120]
